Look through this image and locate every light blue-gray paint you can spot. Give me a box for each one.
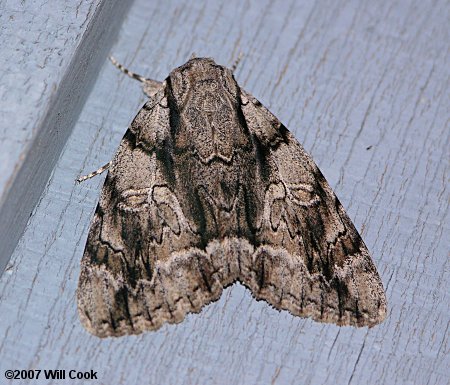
[0,0,133,273]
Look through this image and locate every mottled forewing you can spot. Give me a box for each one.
[77,87,227,337]
[239,90,387,327]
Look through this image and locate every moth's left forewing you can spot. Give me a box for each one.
[78,80,241,337]
[239,88,387,327]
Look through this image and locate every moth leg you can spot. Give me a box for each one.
[109,56,162,98]
[76,161,111,183]
[231,52,244,72]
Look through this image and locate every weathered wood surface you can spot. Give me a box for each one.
[0,0,448,384]
[0,0,133,273]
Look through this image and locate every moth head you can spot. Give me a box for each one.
[168,57,238,107]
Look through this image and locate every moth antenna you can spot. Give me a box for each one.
[77,161,112,183]
[231,52,244,72]
[109,56,150,83]
[109,56,162,98]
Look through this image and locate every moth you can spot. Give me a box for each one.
[77,57,387,337]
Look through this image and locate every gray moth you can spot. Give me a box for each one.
[77,57,387,338]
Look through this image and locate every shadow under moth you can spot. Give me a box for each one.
[77,57,387,338]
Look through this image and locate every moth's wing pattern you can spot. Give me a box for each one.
[78,58,386,338]
[77,87,230,337]
[239,91,387,327]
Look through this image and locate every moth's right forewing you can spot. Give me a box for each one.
[239,89,387,327]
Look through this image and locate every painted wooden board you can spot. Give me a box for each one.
[0,0,448,384]
[0,0,133,272]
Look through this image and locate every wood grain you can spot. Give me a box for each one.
[0,0,448,384]
[0,0,133,273]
